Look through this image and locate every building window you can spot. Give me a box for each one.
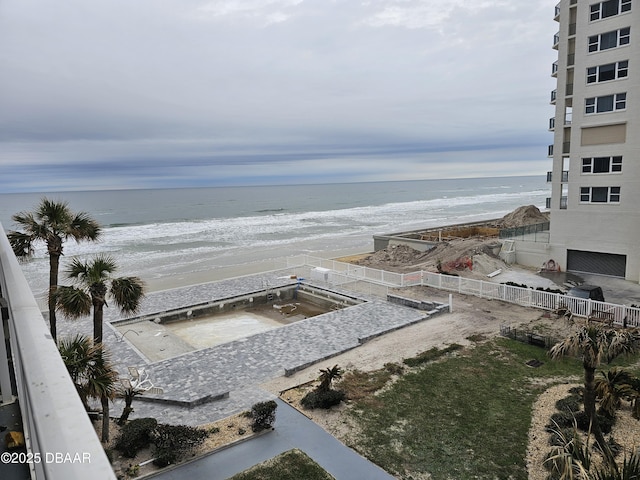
[585,93,626,114]
[582,156,623,173]
[580,186,621,203]
[590,0,632,21]
[586,60,629,83]
[589,27,631,52]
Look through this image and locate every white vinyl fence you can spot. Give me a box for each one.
[287,255,640,328]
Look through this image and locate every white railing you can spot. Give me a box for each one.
[0,224,116,480]
[290,255,640,328]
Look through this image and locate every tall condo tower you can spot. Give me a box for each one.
[548,0,639,280]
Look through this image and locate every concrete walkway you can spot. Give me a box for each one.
[151,399,396,480]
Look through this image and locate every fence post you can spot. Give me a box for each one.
[449,293,453,313]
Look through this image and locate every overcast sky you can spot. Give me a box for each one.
[0,0,557,193]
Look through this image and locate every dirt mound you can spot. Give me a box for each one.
[355,238,506,277]
[356,244,431,268]
[496,205,548,228]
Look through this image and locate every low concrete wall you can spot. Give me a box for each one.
[513,240,565,272]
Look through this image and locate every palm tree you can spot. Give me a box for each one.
[595,367,634,419]
[318,364,344,392]
[8,198,101,342]
[549,323,639,465]
[58,334,118,443]
[55,254,145,344]
[544,420,640,479]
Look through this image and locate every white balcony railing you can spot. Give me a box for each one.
[0,223,116,480]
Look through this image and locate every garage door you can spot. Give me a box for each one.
[567,250,627,277]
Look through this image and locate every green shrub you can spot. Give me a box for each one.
[403,344,463,367]
[383,362,404,375]
[151,424,209,467]
[574,411,615,435]
[114,417,158,458]
[250,400,277,432]
[300,389,345,409]
[548,426,577,447]
[546,411,575,431]
[555,394,581,413]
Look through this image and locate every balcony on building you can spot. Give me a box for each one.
[560,196,568,209]
[551,89,557,104]
[554,3,560,21]
[0,223,116,480]
[546,197,552,209]
[552,61,558,77]
[546,171,569,183]
[548,144,554,157]
[565,83,573,97]
[553,32,560,49]
[549,117,556,131]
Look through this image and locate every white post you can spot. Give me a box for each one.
[449,293,453,313]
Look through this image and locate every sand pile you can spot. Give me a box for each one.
[355,238,506,278]
[496,205,549,228]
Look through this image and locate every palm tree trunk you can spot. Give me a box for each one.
[101,394,110,443]
[48,253,60,342]
[584,365,615,466]
[118,393,134,426]
[93,303,104,344]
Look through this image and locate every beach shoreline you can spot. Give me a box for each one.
[142,245,373,293]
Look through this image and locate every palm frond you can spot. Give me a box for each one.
[110,276,145,313]
[66,212,101,242]
[89,255,118,280]
[66,258,91,282]
[7,231,34,258]
[55,285,92,318]
[36,198,72,233]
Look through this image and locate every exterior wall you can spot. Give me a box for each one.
[513,240,566,270]
[548,0,640,282]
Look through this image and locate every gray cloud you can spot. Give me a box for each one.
[0,0,556,192]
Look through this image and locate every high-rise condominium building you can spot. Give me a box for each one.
[547,0,639,281]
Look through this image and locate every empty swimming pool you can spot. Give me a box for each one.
[113,284,363,361]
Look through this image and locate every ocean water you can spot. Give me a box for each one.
[0,176,549,297]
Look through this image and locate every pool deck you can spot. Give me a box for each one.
[56,271,448,426]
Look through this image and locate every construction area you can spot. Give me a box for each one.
[354,205,550,281]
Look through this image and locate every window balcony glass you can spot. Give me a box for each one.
[549,117,555,130]
[551,89,557,104]
[548,145,554,157]
[546,197,552,209]
[560,196,568,209]
[553,32,560,49]
[565,83,573,96]
[552,61,559,77]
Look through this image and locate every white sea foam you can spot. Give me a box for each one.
[6,177,550,297]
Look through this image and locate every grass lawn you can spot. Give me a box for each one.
[228,449,334,480]
[344,337,638,480]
